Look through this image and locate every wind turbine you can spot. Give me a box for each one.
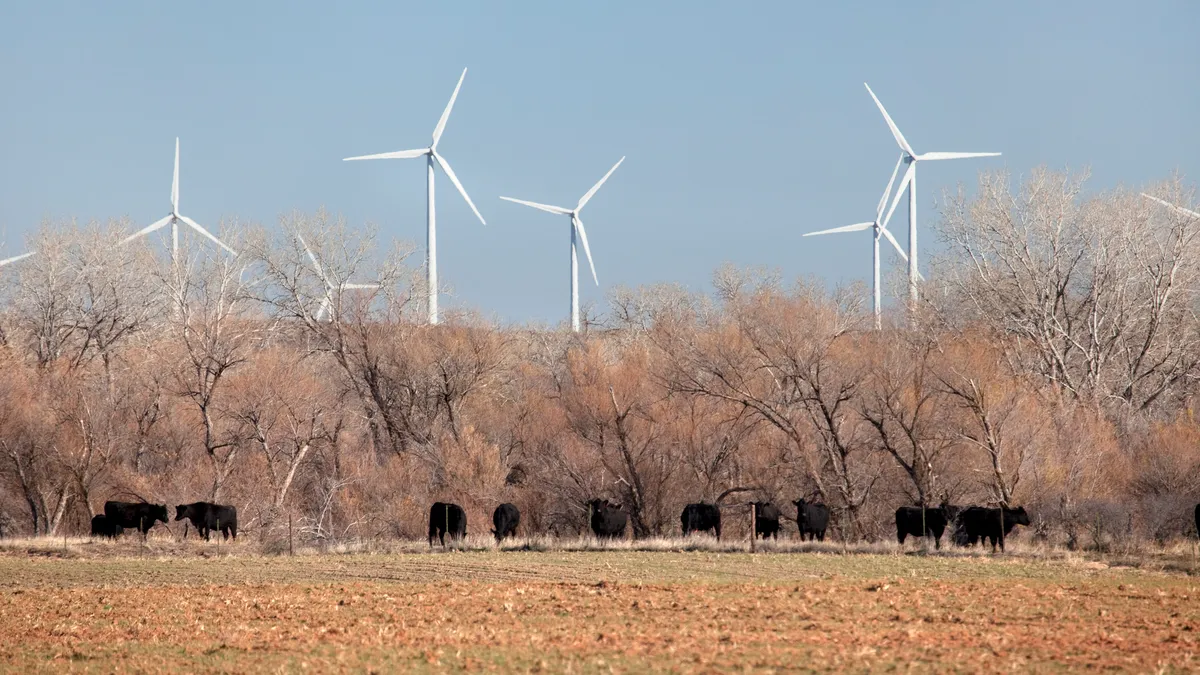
[343,68,486,326]
[804,156,917,329]
[296,233,381,322]
[500,157,625,332]
[123,138,236,264]
[864,83,1001,306]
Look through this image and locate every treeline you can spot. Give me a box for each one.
[1,169,1198,550]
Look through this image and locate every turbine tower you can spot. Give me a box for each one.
[863,83,1001,306]
[123,138,236,264]
[344,68,486,325]
[500,157,625,332]
[804,156,918,329]
[296,232,381,322]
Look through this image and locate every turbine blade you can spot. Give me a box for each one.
[880,225,908,262]
[172,137,180,212]
[123,215,173,243]
[317,296,331,322]
[577,157,625,211]
[572,214,598,285]
[803,222,875,236]
[432,151,486,225]
[864,83,915,157]
[296,233,331,288]
[499,196,572,215]
[879,227,924,279]
[882,163,915,230]
[179,215,236,255]
[343,148,429,161]
[431,68,467,147]
[1142,193,1200,219]
[0,251,35,267]
[916,151,1002,161]
[877,155,904,220]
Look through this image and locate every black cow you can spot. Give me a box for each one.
[680,502,721,539]
[492,503,520,541]
[90,514,122,539]
[752,502,781,540]
[175,502,238,541]
[589,499,627,539]
[958,506,1031,552]
[428,502,467,547]
[895,506,949,549]
[794,499,830,542]
[103,501,168,537]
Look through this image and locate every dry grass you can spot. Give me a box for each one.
[1,537,1200,672]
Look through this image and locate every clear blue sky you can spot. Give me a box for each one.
[1,2,1197,325]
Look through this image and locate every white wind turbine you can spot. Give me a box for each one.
[500,157,625,332]
[864,83,1001,306]
[296,233,381,322]
[123,138,236,264]
[804,156,918,329]
[343,68,485,326]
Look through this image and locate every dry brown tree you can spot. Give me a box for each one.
[656,268,880,537]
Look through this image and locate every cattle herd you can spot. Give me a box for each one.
[86,497,1200,552]
[90,501,238,541]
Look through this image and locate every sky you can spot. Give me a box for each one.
[1,2,1197,326]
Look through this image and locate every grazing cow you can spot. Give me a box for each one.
[895,506,949,549]
[752,502,781,540]
[175,502,238,541]
[794,499,830,542]
[103,501,168,537]
[428,502,467,547]
[589,499,627,539]
[958,506,1031,552]
[492,503,520,542]
[680,502,721,539]
[90,514,122,539]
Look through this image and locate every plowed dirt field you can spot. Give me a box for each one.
[1,548,1196,672]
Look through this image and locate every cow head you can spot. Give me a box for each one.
[1005,506,1031,526]
[152,504,169,525]
[174,505,190,521]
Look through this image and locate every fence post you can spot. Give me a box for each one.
[750,503,757,554]
[999,509,1005,553]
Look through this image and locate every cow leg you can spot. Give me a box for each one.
[934,535,941,550]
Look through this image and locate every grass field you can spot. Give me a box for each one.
[1,537,1198,672]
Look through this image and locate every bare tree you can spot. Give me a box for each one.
[9,220,163,371]
[933,170,1200,411]
[169,245,256,502]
